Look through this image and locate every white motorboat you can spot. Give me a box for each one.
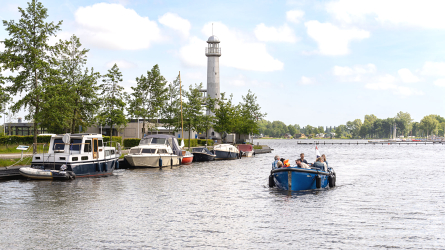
[20,133,121,180]
[125,134,182,168]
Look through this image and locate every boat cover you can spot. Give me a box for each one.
[141,134,182,156]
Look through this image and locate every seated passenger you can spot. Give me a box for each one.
[314,157,327,171]
[299,153,308,164]
[283,159,290,167]
[295,159,310,169]
[277,161,283,168]
[322,154,328,167]
[272,155,280,169]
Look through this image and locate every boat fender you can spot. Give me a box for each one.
[159,157,163,168]
[103,162,108,172]
[269,174,275,187]
[95,162,101,172]
[170,158,173,167]
[115,160,119,170]
[316,175,321,189]
[328,175,335,188]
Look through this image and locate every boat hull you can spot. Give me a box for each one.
[271,167,333,191]
[22,158,119,180]
[125,154,182,168]
[214,150,239,160]
[241,151,254,157]
[181,156,193,165]
[192,153,216,162]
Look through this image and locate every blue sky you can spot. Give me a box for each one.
[1,0,445,127]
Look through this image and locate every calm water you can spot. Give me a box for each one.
[1,139,444,249]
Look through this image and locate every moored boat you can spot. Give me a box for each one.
[125,134,182,168]
[237,144,254,157]
[213,144,240,160]
[269,163,336,191]
[20,133,121,180]
[181,150,193,165]
[192,147,216,162]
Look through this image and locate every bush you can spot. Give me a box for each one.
[0,135,52,145]
[123,138,141,148]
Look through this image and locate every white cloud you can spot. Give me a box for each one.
[74,3,162,50]
[106,60,137,69]
[254,23,298,43]
[398,68,419,83]
[365,74,423,96]
[47,32,72,46]
[159,12,191,38]
[300,76,314,85]
[326,0,445,29]
[286,10,304,24]
[179,22,284,72]
[420,61,445,76]
[434,78,445,87]
[332,63,376,81]
[305,21,370,55]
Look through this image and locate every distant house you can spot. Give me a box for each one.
[284,133,292,139]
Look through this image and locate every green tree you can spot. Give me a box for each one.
[183,83,206,149]
[161,73,182,134]
[395,111,413,137]
[214,93,238,136]
[97,64,127,144]
[334,126,342,138]
[40,35,100,133]
[127,64,168,135]
[420,115,439,137]
[1,0,62,152]
[234,89,266,141]
[346,119,362,138]
[288,125,297,136]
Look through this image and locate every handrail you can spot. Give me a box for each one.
[271,167,331,176]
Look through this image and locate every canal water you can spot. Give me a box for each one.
[1,139,444,249]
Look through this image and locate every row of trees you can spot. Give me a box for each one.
[0,0,266,151]
[258,112,445,139]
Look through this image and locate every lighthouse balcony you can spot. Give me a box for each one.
[205,47,221,56]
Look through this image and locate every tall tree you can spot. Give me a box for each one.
[234,90,266,141]
[1,0,62,152]
[214,92,238,136]
[97,64,127,144]
[161,73,182,134]
[395,111,413,137]
[127,64,167,136]
[183,83,205,149]
[420,114,439,137]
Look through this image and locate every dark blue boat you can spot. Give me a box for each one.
[192,147,216,162]
[213,144,240,160]
[269,164,336,191]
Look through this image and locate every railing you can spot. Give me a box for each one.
[205,47,221,55]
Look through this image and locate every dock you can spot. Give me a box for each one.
[0,166,24,180]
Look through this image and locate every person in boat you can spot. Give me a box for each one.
[299,153,309,164]
[272,155,280,169]
[295,159,310,169]
[283,159,290,167]
[321,154,328,167]
[314,157,327,171]
[277,161,283,168]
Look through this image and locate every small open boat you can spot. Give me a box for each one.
[237,144,254,157]
[269,163,336,191]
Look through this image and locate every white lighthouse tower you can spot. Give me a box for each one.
[205,34,221,115]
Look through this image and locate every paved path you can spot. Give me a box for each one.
[0,153,33,159]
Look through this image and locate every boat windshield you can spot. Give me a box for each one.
[139,138,167,145]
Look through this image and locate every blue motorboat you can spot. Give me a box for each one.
[269,163,336,191]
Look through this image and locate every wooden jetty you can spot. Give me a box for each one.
[0,166,24,180]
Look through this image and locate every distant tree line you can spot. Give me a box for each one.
[0,0,266,151]
[258,112,445,139]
